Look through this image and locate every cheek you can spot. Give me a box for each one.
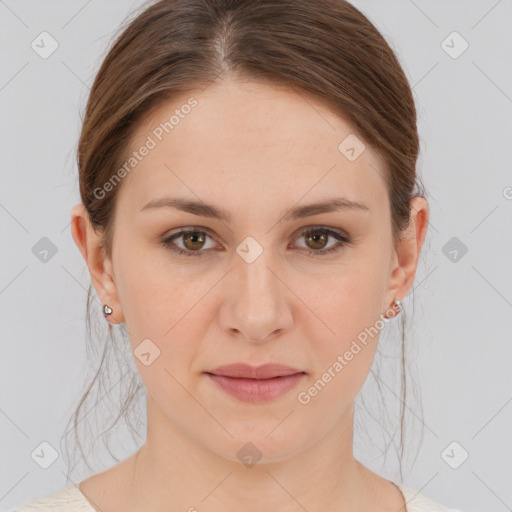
[115,242,200,334]
[296,312,381,422]
[115,250,217,377]
[301,253,389,392]
[116,269,205,414]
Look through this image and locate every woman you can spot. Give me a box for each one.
[13,0,461,510]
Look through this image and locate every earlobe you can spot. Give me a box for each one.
[70,203,125,324]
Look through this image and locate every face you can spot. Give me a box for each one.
[77,78,421,464]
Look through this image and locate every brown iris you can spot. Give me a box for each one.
[182,231,206,251]
[304,230,328,250]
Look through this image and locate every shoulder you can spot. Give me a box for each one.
[397,485,463,512]
[8,484,96,512]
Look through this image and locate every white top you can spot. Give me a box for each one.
[10,482,463,511]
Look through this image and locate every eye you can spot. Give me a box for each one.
[161,228,218,257]
[160,226,351,258]
[293,226,351,257]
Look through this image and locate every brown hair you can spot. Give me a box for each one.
[63,0,427,481]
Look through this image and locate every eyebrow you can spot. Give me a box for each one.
[140,196,370,222]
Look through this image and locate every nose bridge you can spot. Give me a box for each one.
[224,234,292,341]
[235,235,281,305]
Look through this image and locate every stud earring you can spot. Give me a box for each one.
[103,304,113,317]
[390,299,402,317]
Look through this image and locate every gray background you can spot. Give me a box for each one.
[1,1,511,511]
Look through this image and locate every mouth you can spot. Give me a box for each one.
[204,363,306,403]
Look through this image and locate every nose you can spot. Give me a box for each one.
[219,249,294,344]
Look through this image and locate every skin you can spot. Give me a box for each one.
[71,78,428,512]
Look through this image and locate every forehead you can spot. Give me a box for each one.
[118,79,388,220]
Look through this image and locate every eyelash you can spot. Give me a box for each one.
[160,226,351,258]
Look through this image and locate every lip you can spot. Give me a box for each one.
[208,363,303,379]
[205,364,306,403]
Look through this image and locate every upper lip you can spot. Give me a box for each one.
[207,363,305,379]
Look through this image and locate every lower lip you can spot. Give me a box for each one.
[206,372,306,403]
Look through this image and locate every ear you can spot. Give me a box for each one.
[70,203,125,324]
[384,196,429,318]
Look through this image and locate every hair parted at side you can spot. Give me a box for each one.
[63,0,427,482]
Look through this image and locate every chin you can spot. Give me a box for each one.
[198,421,314,466]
